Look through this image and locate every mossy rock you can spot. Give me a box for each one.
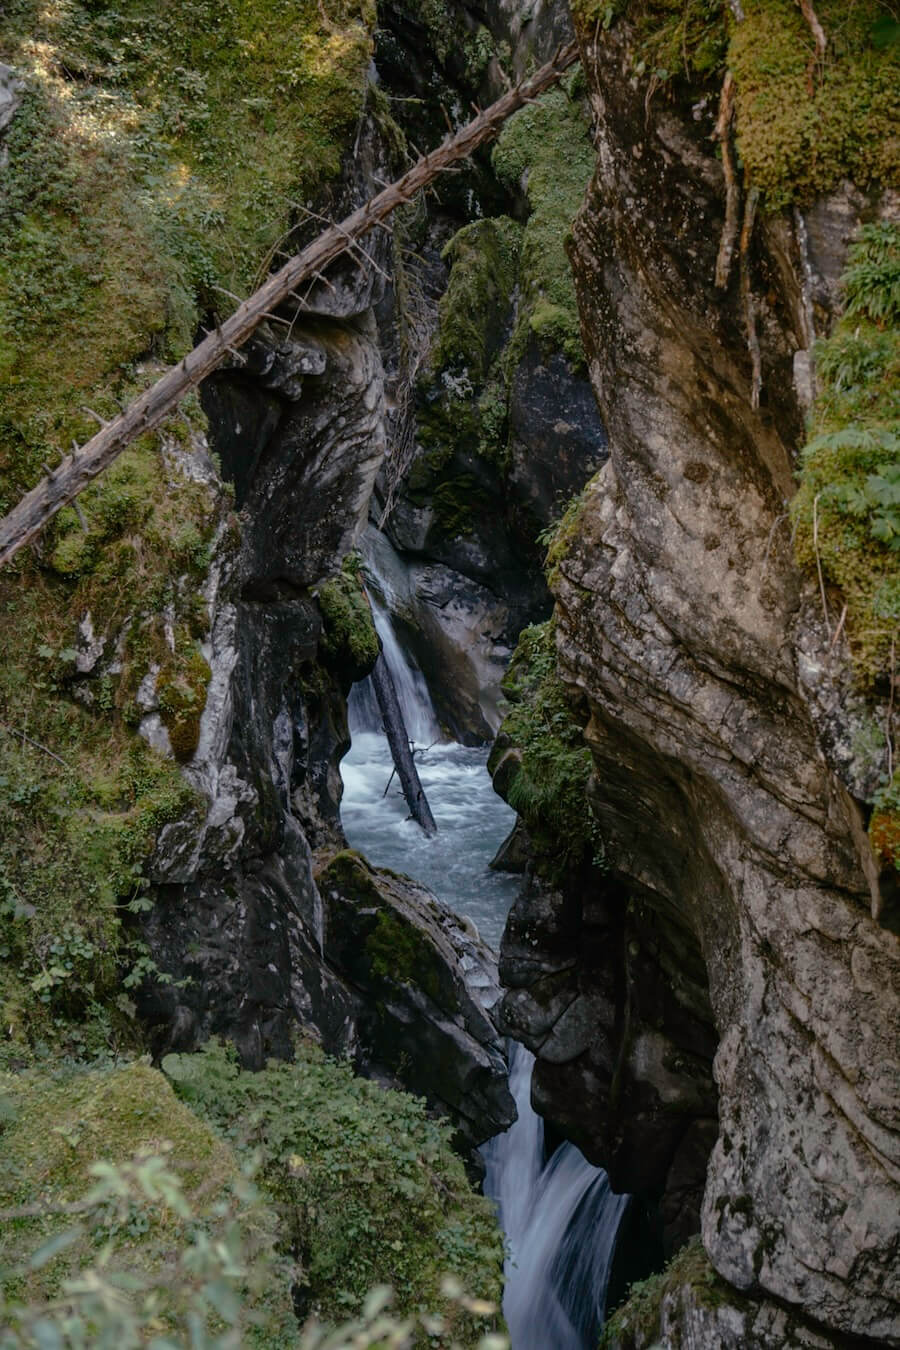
[317,850,454,1009]
[0,0,374,506]
[600,1236,734,1348]
[0,1060,287,1322]
[731,0,900,210]
[157,640,211,761]
[571,0,899,211]
[495,621,599,879]
[430,216,523,381]
[492,83,595,369]
[317,560,380,683]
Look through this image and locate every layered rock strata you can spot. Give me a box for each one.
[501,18,899,1346]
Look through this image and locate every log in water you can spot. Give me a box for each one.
[370,650,437,836]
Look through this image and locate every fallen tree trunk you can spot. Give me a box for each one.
[371,653,437,837]
[0,40,579,569]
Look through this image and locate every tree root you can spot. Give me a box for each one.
[714,70,740,289]
[796,0,827,91]
[739,186,762,410]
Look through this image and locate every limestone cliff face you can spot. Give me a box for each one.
[509,19,899,1346]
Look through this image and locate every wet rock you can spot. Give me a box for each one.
[315,850,516,1148]
[489,818,530,873]
[507,338,608,528]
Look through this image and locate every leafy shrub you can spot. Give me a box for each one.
[0,1060,296,1347]
[162,1043,505,1346]
[791,224,900,869]
[317,558,380,682]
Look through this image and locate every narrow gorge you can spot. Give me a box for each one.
[0,1,898,1348]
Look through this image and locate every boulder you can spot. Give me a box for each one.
[315,850,516,1149]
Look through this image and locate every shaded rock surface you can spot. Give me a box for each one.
[134,110,514,1153]
[367,0,608,741]
[314,850,515,1148]
[498,17,900,1347]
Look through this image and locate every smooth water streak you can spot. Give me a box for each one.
[482,1043,630,1350]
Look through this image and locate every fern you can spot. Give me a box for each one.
[844,222,900,326]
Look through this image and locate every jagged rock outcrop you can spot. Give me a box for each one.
[500,18,899,1347]
[132,107,517,1146]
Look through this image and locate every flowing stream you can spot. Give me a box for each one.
[482,1044,629,1349]
[339,560,627,1346]
[342,592,521,948]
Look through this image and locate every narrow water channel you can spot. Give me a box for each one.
[339,560,627,1348]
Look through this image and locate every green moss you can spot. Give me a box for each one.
[415,1,506,84]
[157,639,211,761]
[539,482,596,585]
[163,1041,505,1341]
[367,910,446,1006]
[411,78,593,504]
[318,851,449,1006]
[0,1060,294,1342]
[600,1236,733,1347]
[494,621,600,879]
[572,1,898,211]
[431,217,523,380]
[731,0,900,209]
[317,556,380,679]
[431,473,492,539]
[493,84,595,368]
[0,0,374,504]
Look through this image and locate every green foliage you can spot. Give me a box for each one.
[0,0,373,1063]
[0,1057,507,1349]
[411,80,594,527]
[493,622,601,878]
[317,557,380,680]
[162,1042,506,1344]
[790,224,899,867]
[792,223,900,687]
[538,485,593,585]
[432,219,523,382]
[844,223,900,325]
[730,0,900,209]
[492,86,595,368]
[0,437,222,1061]
[414,3,507,85]
[0,1060,296,1347]
[0,0,374,499]
[599,1236,730,1348]
[572,1,899,210]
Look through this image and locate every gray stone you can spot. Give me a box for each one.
[514,21,900,1341]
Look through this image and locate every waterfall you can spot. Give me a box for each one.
[349,586,441,746]
[482,1043,629,1350]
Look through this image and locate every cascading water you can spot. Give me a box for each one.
[482,1043,630,1350]
[342,567,521,948]
[340,535,628,1346]
[350,591,441,746]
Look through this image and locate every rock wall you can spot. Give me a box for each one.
[368,0,609,741]
[502,16,900,1347]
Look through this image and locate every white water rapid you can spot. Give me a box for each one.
[339,541,629,1347]
[482,1043,630,1349]
[341,590,521,948]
